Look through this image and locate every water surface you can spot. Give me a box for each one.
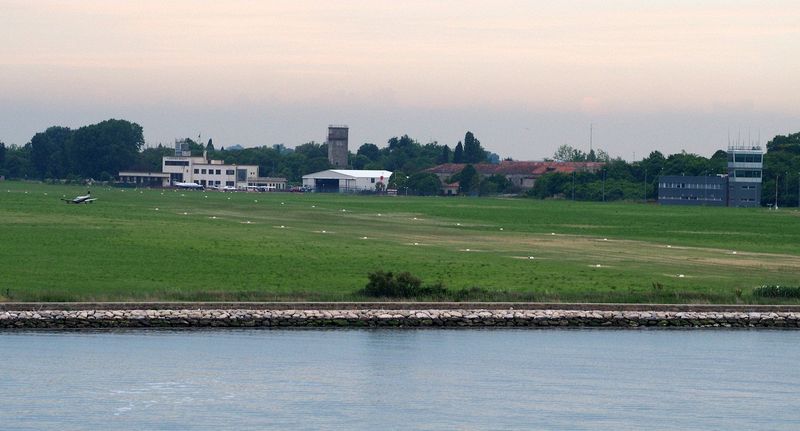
[2,328,799,430]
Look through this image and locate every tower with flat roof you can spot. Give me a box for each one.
[727,145,763,207]
[327,125,348,168]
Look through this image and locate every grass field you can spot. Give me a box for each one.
[2,181,800,303]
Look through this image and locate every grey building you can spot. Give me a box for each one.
[658,175,727,206]
[727,145,762,207]
[327,125,349,168]
[658,145,763,207]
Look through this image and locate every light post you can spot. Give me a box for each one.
[405,176,409,196]
[775,174,779,209]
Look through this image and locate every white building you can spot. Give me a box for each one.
[119,141,287,190]
[161,155,260,189]
[302,169,392,193]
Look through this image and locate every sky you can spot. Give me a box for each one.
[1,0,798,160]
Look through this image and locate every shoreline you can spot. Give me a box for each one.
[2,302,800,329]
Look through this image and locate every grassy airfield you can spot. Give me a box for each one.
[1,181,799,303]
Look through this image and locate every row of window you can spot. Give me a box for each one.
[660,195,723,201]
[193,168,237,175]
[164,160,189,166]
[659,183,723,190]
[199,180,235,187]
[733,170,761,178]
[120,176,162,183]
[728,153,763,163]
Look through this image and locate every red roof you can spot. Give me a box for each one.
[425,161,605,176]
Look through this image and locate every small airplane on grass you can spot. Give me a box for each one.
[63,191,97,204]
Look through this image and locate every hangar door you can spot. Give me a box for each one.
[315,178,339,193]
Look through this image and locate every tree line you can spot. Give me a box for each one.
[0,119,144,182]
[1,119,798,206]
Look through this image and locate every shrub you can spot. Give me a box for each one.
[752,285,800,299]
[361,271,448,299]
[360,271,534,301]
[363,271,422,298]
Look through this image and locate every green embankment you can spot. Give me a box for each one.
[1,181,799,303]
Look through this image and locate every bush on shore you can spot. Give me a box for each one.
[359,270,536,302]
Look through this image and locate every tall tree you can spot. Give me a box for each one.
[206,138,214,152]
[70,119,144,179]
[357,143,381,161]
[2,144,32,178]
[453,142,464,163]
[30,126,72,179]
[437,145,451,164]
[763,132,800,206]
[463,131,486,163]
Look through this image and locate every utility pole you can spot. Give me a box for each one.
[775,174,779,209]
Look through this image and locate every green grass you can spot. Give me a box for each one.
[1,181,800,303]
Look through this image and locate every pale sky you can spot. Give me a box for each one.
[1,0,798,160]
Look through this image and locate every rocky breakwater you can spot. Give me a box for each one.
[2,309,800,329]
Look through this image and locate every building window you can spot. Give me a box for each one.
[164,160,189,166]
[215,169,221,175]
[371,178,376,183]
[226,181,234,187]
[734,170,761,178]
[226,169,235,175]
[733,153,762,163]
[194,169,199,174]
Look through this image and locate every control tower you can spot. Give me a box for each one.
[327,125,348,168]
[727,145,763,207]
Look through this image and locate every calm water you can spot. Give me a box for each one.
[2,328,799,430]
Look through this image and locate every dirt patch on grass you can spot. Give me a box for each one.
[401,229,800,273]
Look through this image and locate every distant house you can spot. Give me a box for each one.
[425,161,605,190]
[302,169,392,193]
[442,182,459,196]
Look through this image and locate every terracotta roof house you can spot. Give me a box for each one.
[425,161,605,190]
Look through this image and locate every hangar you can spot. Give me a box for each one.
[302,169,392,193]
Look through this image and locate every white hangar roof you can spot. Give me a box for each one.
[302,169,393,180]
